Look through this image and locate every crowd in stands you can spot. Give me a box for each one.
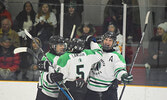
[0,0,84,81]
[0,0,166,87]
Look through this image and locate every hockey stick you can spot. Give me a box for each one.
[14,47,40,62]
[24,29,52,65]
[119,11,151,100]
[24,29,74,100]
[70,24,76,41]
[129,11,151,75]
[14,46,74,100]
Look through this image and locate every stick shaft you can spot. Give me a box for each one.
[61,82,74,100]
[129,11,150,75]
[70,25,76,40]
[119,83,126,100]
[119,11,151,100]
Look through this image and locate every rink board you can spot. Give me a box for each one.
[0,81,167,100]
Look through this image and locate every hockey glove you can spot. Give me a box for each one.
[121,73,133,84]
[75,78,85,88]
[47,72,64,83]
[37,61,49,72]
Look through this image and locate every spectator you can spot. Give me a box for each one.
[0,36,20,80]
[146,22,167,86]
[38,0,60,23]
[16,37,42,81]
[104,0,123,32]
[0,1,12,26]
[13,1,36,47]
[0,18,20,47]
[63,2,81,38]
[103,0,133,41]
[76,22,96,39]
[38,0,61,34]
[33,3,57,52]
[64,0,84,19]
[107,22,123,54]
[26,37,42,81]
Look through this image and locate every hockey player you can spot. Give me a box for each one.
[85,31,133,100]
[36,35,66,100]
[55,38,103,100]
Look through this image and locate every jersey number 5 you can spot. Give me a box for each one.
[76,65,84,79]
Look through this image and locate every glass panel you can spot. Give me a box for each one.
[0,0,166,87]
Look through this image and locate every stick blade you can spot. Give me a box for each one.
[24,29,32,39]
[145,11,151,24]
[14,47,28,54]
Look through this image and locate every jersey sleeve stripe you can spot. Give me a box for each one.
[114,67,126,78]
[89,76,113,83]
[88,81,109,88]
[40,72,59,94]
[41,72,58,87]
[89,79,111,86]
[43,79,57,87]
[87,80,110,88]
[95,49,103,56]
[42,84,59,90]
[42,86,60,93]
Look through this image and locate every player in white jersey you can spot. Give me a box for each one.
[36,36,66,100]
[85,31,133,100]
[55,38,103,100]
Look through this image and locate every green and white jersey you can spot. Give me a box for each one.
[56,42,103,82]
[87,51,127,92]
[38,52,60,98]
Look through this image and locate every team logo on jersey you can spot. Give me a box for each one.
[91,61,101,71]
[91,59,105,75]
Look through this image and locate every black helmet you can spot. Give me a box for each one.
[102,31,117,51]
[102,31,117,41]
[67,38,85,53]
[49,35,65,44]
[49,35,66,54]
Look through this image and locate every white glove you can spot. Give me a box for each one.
[18,31,27,40]
[17,31,23,37]
[39,16,46,22]
[145,63,151,69]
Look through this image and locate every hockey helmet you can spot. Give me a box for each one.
[102,31,117,51]
[67,38,85,53]
[49,35,67,54]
